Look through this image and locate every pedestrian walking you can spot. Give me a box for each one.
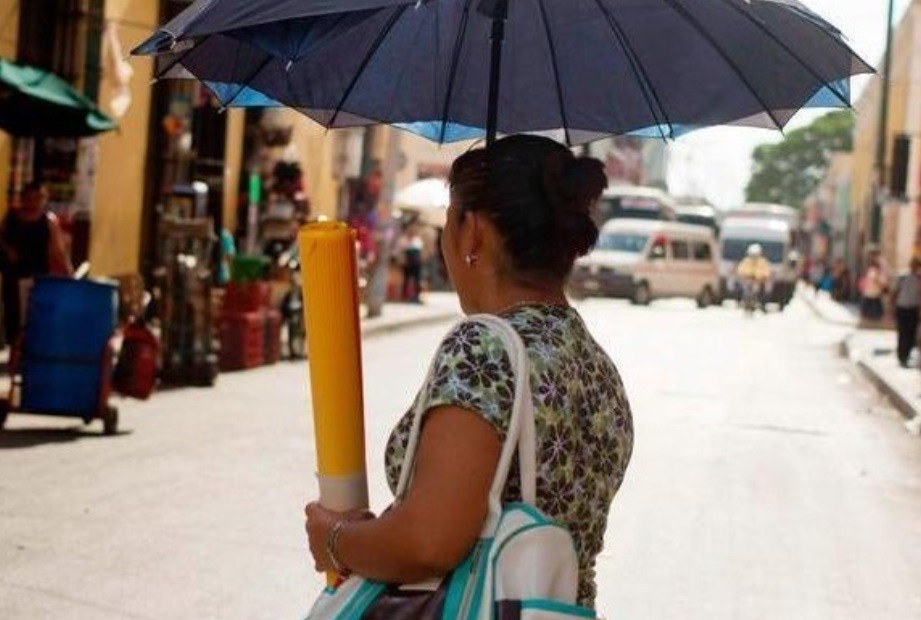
[859,254,887,322]
[831,258,851,302]
[891,257,921,368]
[398,222,424,302]
[304,136,634,611]
[0,181,73,346]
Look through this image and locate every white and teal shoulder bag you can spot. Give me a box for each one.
[305,314,598,620]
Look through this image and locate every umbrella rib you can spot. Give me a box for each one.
[154,50,189,80]
[592,0,671,140]
[221,54,275,108]
[714,0,855,108]
[537,0,571,146]
[330,6,408,129]
[660,0,783,131]
[438,0,475,145]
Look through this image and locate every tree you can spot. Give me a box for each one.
[745,111,854,208]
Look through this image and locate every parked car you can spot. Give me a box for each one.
[568,219,721,307]
[593,185,678,225]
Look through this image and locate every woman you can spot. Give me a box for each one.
[305,135,634,610]
[399,222,425,302]
[860,253,888,322]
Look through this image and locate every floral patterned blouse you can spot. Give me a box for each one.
[384,304,634,608]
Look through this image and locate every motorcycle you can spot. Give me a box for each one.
[740,279,762,317]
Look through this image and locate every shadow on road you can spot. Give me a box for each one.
[0,426,131,449]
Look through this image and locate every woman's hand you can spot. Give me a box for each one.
[303,502,374,573]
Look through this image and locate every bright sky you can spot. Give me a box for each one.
[666,0,914,209]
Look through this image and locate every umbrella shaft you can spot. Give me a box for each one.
[487,0,509,145]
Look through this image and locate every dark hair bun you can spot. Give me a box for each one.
[542,152,606,258]
[449,135,608,284]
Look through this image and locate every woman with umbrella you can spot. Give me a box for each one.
[307,135,632,608]
[134,0,873,614]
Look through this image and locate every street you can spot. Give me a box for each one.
[2,296,921,620]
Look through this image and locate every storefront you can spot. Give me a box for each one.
[140,0,242,281]
[4,0,106,266]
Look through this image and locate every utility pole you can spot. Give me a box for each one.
[871,0,897,244]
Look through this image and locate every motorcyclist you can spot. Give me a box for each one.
[736,243,772,311]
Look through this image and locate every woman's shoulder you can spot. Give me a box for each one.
[435,318,508,360]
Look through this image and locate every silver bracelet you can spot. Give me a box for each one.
[326,520,350,575]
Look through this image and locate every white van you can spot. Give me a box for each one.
[594,185,678,224]
[568,219,721,307]
[719,217,797,309]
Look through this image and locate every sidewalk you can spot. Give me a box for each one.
[0,293,461,399]
[360,292,461,338]
[799,285,921,427]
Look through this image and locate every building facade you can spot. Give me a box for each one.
[0,0,398,281]
[850,0,921,272]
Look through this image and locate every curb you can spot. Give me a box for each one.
[802,288,919,422]
[840,335,918,421]
[796,287,859,328]
[361,311,460,339]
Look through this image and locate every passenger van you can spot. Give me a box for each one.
[675,204,721,234]
[568,219,721,307]
[719,216,797,309]
[594,186,678,225]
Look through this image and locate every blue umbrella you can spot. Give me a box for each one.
[133,0,872,145]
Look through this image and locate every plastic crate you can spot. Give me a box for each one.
[220,311,266,370]
[223,281,271,314]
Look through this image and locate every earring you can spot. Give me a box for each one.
[464,253,479,267]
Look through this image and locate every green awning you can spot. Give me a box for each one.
[0,58,117,137]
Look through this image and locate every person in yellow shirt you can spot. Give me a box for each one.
[736,244,772,311]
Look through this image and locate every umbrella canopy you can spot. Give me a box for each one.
[0,58,117,137]
[394,178,450,227]
[133,0,872,145]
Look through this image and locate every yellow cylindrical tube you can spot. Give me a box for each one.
[298,222,368,583]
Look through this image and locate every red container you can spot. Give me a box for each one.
[113,322,160,399]
[223,282,271,314]
[220,311,266,370]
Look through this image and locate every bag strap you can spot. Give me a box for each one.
[394,314,537,536]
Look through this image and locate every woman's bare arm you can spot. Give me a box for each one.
[306,405,502,583]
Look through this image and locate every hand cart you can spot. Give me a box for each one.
[0,276,119,434]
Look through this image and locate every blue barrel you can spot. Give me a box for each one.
[21,277,118,415]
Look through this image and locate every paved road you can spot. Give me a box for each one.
[1,297,920,619]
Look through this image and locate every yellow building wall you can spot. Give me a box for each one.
[850,4,919,265]
[222,109,245,232]
[0,0,19,219]
[89,0,159,276]
[290,114,341,220]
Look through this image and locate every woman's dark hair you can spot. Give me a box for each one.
[448,135,607,285]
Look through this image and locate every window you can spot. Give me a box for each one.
[721,239,786,264]
[693,242,712,261]
[18,0,104,101]
[670,240,690,260]
[596,233,648,253]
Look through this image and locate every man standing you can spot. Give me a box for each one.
[0,182,73,345]
[891,257,921,368]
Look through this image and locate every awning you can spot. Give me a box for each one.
[0,58,117,137]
